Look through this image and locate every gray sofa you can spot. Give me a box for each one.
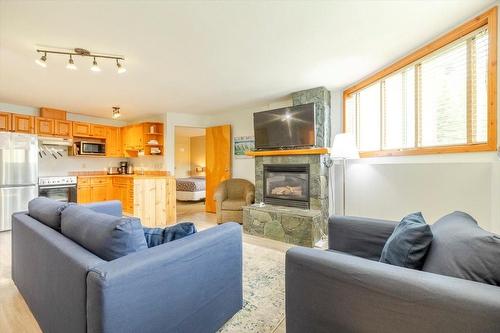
[286,215,500,333]
[12,200,242,333]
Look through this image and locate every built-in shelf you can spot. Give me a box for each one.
[245,147,330,157]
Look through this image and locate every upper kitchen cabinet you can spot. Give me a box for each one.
[91,124,107,138]
[35,117,55,136]
[0,112,11,132]
[54,120,72,137]
[106,126,122,157]
[12,115,35,134]
[39,107,67,120]
[122,122,164,157]
[72,122,91,137]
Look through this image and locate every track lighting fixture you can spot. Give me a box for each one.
[116,59,126,74]
[35,52,47,68]
[90,57,101,72]
[35,48,125,73]
[66,54,77,70]
[112,106,121,119]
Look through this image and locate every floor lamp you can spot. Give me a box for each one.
[329,133,359,216]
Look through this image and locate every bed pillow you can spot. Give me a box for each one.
[422,211,500,286]
[61,205,147,261]
[379,212,433,269]
[143,222,197,248]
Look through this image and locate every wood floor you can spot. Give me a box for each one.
[0,201,288,333]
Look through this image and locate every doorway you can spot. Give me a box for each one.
[174,126,207,217]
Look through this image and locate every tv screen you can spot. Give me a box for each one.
[253,103,316,150]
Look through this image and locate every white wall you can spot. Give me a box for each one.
[329,3,500,234]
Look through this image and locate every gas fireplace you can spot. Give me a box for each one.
[263,164,310,209]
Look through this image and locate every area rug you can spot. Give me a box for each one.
[218,242,285,333]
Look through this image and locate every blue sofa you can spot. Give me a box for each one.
[286,215,500,333]
[12,200,242,333]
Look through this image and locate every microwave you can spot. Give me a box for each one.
[75,141,106,155]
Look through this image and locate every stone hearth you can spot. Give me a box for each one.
[243,87,331,247]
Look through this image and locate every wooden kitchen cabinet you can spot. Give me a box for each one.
[91,124,107,138]
[122,124,144,151]
[133,177,176,227]
[77,178,92,204]
[54,120,72,137]
[106,126,122,157]
[73,122,91,137]
[12,114,34,133]
[35,117,55,136]
[0,112,12,132]
[112,177,134,214]
[91,185,108,202]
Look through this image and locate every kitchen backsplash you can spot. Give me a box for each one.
[38,148,166,177]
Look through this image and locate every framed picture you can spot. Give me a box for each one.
[234,136,254,159]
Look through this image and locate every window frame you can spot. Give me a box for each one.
[343,7,497,157]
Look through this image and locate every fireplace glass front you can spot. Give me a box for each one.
[263,164,310,209]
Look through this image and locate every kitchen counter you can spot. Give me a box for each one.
[76,174,172,179]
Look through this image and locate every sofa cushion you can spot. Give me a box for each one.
[143,222,197,247]
[222,199,246,211]
[61,205,147,261]
[379,212,433,269]
[28,197,70,230]
[422,211,500,286]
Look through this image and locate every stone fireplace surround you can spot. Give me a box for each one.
[242,87,331,247]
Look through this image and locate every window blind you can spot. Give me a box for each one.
[345,26,489,153]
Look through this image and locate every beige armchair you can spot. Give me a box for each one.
[214,178,255,224]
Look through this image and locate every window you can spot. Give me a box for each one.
[344,8,497,157]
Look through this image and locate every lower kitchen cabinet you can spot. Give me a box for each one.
[76,175,176,226]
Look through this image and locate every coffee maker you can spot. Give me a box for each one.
[119,161,128,174]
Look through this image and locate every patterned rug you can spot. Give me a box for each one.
[218,242,285,333]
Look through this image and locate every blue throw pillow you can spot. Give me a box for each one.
[143,222,197,248]
[61,205,148,261]
[379,212,433,270]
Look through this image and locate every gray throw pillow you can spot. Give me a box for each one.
[28,197,70,230]
[422,211,500,286]
[61,205,147,261]
[379,212,433,269]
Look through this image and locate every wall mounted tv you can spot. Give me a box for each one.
[253,103,316,150]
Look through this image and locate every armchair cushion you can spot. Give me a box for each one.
[380,212,433,270]
[423,211,500,286]
[61,205,147,261]
[222,199,247,211]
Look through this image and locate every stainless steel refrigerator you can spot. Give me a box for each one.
[0,133,38,231]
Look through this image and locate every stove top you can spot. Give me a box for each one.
[38,176,77,186]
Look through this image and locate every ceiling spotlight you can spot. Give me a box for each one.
[66,55,77,70]
[35,52,47,68]
[90,57,101,72]
[112,106,121,119]
[116,59,126,74]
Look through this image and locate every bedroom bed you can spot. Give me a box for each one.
[176,176,206,201]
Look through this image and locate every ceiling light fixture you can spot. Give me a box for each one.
[35,48,125,73]
[112,106,121,119]
[90,57,101,72]
[116,59,126,74]
[66,54,77,70]
[35,52,47,68]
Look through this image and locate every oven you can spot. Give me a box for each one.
[38,176,78,203]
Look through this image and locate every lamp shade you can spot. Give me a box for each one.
[331,133,359,159]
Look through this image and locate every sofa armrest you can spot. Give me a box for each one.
[86,223,243,333]
[83,200,122,217]
[286,247,500,333]
[328,215,397,260]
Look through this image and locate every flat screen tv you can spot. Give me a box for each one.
[253,103,316,150]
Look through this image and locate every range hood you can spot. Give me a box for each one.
[38,136,73,146]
